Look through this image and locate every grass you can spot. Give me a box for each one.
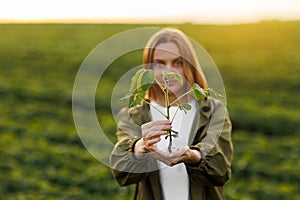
[0,21,299,199]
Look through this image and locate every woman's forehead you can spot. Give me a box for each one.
[153,42,181,59]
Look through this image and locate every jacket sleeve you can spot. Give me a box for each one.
[110,107,157,186]
[186,98,233,186]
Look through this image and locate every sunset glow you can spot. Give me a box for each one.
[1,0,299,24]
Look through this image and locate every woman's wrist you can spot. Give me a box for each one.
[188,149,201,164]
[133,139,147,160]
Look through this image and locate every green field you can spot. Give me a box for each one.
[0,21,299,199]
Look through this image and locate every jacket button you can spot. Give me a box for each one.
[202,106,210,112]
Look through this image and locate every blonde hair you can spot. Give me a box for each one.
[143,28,208,100]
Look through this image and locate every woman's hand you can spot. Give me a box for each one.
[144,145,201,166]
[134,120,171,159]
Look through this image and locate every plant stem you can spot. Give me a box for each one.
[155,79,166,92]
[169,90,191,106]
[170,106,179,123]
[137,96,167,118]
[164,80,173,153]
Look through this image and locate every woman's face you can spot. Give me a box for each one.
[152,42,186,95]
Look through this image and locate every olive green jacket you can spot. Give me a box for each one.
[110,97,233,200]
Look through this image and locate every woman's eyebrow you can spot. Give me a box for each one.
[174,57,183,61]
[154,56,182,62]
[153,59,165,62]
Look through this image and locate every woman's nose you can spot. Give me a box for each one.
[165,64,173,71]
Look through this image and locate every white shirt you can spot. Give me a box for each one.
[150,100,198,200]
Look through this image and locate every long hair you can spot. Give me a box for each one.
[143,28,208,101]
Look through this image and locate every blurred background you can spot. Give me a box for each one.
[0,0,299,199]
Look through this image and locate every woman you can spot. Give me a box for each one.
[110,28,233,200]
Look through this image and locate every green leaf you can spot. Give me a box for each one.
[129,69,143,92]
[118,92,132,102]
[181,103,191,111]
[137,69,154,91]
[207,88,225,101]
[189,83,207,100]
[119,69,154,107]
[168,72,183,85]
[120,69,153,107]
[171,129,178,136]
[162,71,168,84]
[178,103,191,114]
[128,90,146,107]
[165,130,178,139]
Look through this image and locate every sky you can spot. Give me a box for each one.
[0,0,300,24]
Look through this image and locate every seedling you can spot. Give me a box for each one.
[119,69,209,152]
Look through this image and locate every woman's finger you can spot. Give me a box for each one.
[142,120,171,129]
[149,149,172,165]
[147,146,190,166]
[169,146,188,158]
[145,136,161,146]
[142,121,171,139]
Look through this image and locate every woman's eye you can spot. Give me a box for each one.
[174,60,183,67]
[155,62,164,68]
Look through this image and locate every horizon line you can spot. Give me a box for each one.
[0,17,299,25]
